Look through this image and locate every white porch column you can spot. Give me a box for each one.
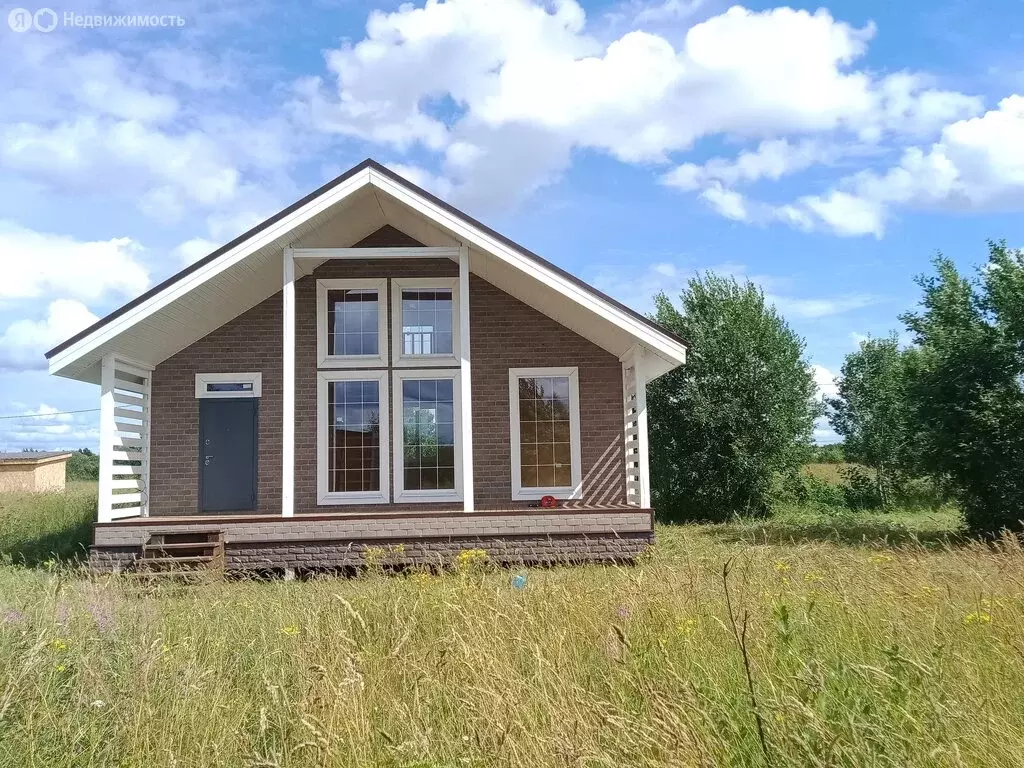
[459,244,474,511]
[633,347,652,509]
[282,248,296,517]
[621,346,652,509]
[97,353,116,523]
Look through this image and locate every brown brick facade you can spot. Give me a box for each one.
[149,228,625,516]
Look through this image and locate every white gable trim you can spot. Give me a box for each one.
[47,169,373,376]
[366,168,688,366]
[48,163,686,377]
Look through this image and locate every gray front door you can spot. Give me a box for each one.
[199,399,258,512]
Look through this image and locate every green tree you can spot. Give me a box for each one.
[648,274,819,522]
[66,448,99,481]
[827,334,912,506]
[901,241,1024,534]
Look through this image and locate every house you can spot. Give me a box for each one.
[45,160,687,573]
[0,452,72,493]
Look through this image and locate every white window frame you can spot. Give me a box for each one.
[195,372,262,399]
[390,277,460,368]
[316,278,389,368]
[509,366,583,501]
[392,368,463,504]
[317,369,390,505]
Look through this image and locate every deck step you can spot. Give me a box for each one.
[143,541,219,551]
[138,556,214,567]
[139,531,225,573]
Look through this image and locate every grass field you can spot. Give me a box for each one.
[2,485,1023,766]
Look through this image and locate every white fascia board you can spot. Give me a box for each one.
[367,169,688,366]
[48,169,374,377]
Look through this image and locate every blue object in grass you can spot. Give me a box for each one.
[511,574,527,590]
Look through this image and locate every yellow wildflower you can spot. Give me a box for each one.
[963,612,991,626]
[774,561,791,573]
[280,626,300,636]
[411,571,434,586]
[456,548,488,569]
[55,663,66,673]
[868,553,893,564]
[803,572,823,583]
[677,618,699,636]
[51,639,68,651]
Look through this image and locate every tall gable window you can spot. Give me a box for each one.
[317,369,390,504]
[316,278,388,368]
[392,369,462,503]
[391,277,460,367]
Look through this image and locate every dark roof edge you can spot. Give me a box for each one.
[46,159,686,360]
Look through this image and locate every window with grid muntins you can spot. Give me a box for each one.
[401,289,453,356]
[518,376,573,488]
[327,379,381,493]
[401,378,456,491]
[327,289,380,357]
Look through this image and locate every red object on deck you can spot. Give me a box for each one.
[540,495,558,508]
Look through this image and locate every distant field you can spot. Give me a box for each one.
[3,483,1022,767]
[802,461,874,484]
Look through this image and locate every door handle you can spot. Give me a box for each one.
[205,455,214,466]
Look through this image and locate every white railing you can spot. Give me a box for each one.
[98,355,152,521]
[622,349,650,508]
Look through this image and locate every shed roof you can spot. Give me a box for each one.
[0,452,73,464]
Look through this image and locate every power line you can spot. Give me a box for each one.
[0,408,101,421]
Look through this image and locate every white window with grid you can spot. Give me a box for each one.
[392,369,462,503]
[317,369,390,504]
[508,367,583,500]
[390,277,460,367]
[316,278,388,368]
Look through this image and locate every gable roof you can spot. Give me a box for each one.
[46,159,687,382]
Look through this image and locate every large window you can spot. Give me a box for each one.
[316,279,388,368]
[391,277,460,367]
[508,367,582,500]
[392,369,462,502]
[317,370,389,504]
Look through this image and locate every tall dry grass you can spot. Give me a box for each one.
[1,491,1023,766]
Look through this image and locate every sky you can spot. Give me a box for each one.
[0,0,1022,450]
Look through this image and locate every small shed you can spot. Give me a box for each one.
[0,452,72,493]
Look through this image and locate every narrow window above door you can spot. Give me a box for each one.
[316,278,388,368]
[391,277,460,367]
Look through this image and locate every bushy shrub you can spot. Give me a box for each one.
[776,471,848,510]
[65,449,99,481]
[840,466,884,511]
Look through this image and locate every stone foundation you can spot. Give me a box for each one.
[90,531,653,573]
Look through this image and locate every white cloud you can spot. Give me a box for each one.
[171,237,219,265]
[299,1,981,212]
[786,94,1024,235]
[663,138,836,191]
[0,299,99,371]
[589,259,878,319]
[0,402,100,450]
[1,118,242,223]
[384,163,454,199]
[0,222,149,301]
[813,419,842,445]
[812,363,839,400]
[699,183,749,220]
[0,38,299,225]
